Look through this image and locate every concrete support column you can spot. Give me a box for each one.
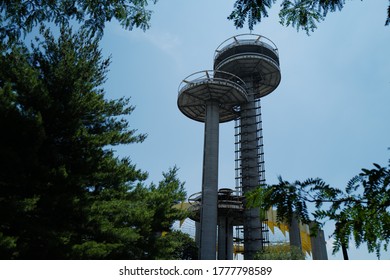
[200,100,219,260]
[310,225,328,260]
[195,221,201,255]
[289,214,302,250]
[218,217,227,260]
[226,219,233,260]
[217,217,234,260]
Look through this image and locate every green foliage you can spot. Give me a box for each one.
[147,167,187,232]
[124,167,188,259]
[0,0,193,261]
[247,176,329,226]
[387,1,390,25]
[279,0,324,34]
[0,232,18,259]
[72,167,188,260]
[316,160,390,259]
[249,152,390,259]
[229,0,389,33]
[0,0,158,41]
[0,26,142,259]
[255,244,305,260]
[155,230,198,260]
[228,0,276,30]
[0,25,190,259]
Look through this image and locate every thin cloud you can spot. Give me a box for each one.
[112,24,183,68]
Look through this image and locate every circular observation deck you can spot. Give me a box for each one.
[214,34,281,99]
[178,70,248,123]
[187,189,244,224]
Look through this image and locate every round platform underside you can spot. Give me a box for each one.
[215,54,281,99]
[178,79,248,122]
[188,203,244,225]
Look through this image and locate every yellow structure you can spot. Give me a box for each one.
[265,208,312,256]
[173,203,323,259]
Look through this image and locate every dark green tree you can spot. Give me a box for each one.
[0,26,145,258]
[228,0,390,33]
[155,230,198,260]
[124,167,188,259]
[0,26,190,259]
[0,0,196,260]
[72,167,188,259]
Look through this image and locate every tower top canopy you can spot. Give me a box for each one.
[214,34,279,68]
[214,34,281,98]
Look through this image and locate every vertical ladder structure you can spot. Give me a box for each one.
[235,98,266,193]
[234,98,270,257]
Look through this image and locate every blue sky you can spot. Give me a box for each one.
[100,0,390,259]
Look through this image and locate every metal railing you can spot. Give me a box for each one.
[214,34,279,62]
[178,70,247,97]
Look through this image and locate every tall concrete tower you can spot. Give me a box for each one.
[214,34,281,259]
[178,34,281,260]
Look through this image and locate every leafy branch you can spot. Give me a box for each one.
[0,0,158,41]
[248,154,390,258]
[229,0,390,33]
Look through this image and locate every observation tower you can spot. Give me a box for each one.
[214,34,281,259]
[178,34,281,260]
[178,70,248,259]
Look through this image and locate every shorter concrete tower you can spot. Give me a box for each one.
[178,70,248,259]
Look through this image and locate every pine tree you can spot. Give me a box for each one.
[0,26,151,259]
